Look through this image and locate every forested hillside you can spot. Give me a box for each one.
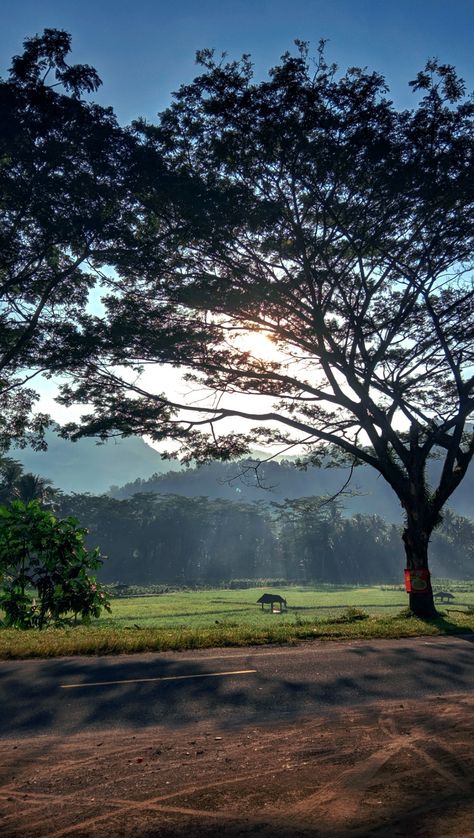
[110,456,474,522]
[13,427,473,521]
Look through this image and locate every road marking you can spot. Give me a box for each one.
[60,669,257,689]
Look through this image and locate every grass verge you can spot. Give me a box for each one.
[0,609,473,659]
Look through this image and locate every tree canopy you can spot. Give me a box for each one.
[0,29,148,450]
[60,43,474,616]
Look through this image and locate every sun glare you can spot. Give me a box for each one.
[235,330,281,362]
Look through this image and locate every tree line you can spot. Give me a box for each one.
[57,492,474,586]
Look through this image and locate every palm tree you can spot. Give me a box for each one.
[0,458,57,507]
[0,458,24,503]
[15,473,55,505]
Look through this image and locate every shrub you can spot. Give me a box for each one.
[0,500,110,628]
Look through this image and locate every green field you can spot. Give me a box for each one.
[1,584,473,659]
[96,584,474,630]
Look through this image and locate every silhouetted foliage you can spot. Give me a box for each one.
[0,455,57,506]
[0,29,159,450]
[60,44,474,617]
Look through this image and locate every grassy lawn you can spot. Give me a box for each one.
[1,584,473,659]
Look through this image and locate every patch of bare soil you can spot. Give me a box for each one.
[1,694,473,838]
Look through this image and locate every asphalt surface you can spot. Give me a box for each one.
[1,634,473,738]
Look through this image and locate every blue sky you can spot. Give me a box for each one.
[1,0,473,124]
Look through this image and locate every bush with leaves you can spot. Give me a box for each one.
[0,500,110,628]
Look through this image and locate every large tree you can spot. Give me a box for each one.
[61,44,474,617]
[0,29,146,450]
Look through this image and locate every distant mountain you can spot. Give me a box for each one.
[14,430,172,494]
[13,429,473,520]
[109,459,401,519]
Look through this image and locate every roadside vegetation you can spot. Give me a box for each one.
[1,584,473,659]
[0,499,110,629]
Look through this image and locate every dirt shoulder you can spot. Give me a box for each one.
[1,693,473,837]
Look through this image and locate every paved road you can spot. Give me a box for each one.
[1,634,473,738]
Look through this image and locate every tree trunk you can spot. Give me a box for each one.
[402,517,438,619]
